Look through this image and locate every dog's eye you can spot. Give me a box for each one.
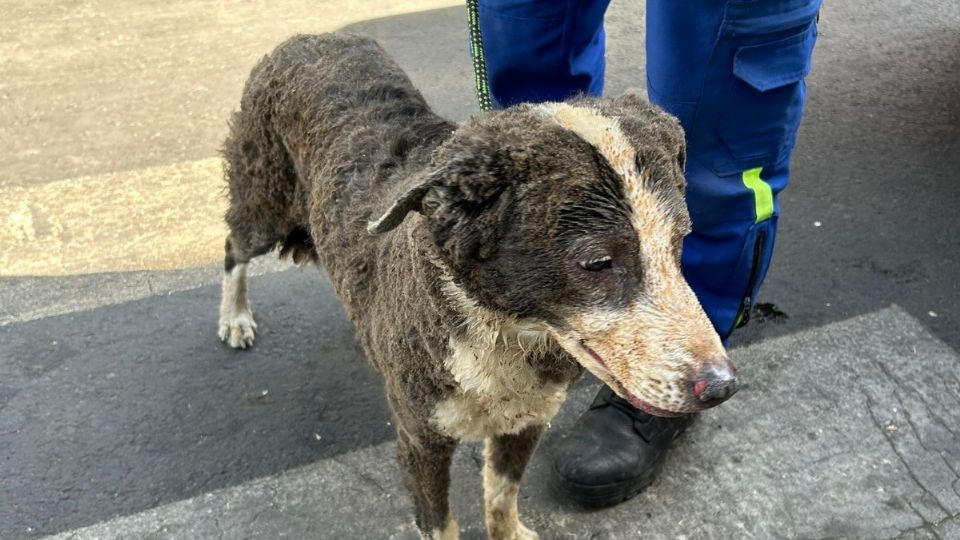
[579,256,614,272]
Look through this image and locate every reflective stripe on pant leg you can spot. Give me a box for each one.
[478,0,611,108]
[742,167,773,223]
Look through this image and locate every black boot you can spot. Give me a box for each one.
[552,384,693,507]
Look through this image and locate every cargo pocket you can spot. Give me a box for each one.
[715,24,816,167]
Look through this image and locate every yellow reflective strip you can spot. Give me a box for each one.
[742,167,773,223]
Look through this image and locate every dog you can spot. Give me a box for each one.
[217,33,738,540]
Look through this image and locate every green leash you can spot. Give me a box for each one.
[466,0,493,111]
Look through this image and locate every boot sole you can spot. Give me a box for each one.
[552,459,665,508]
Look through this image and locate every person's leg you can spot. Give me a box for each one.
[648,0,821,337]
[554,0,820,507]
[478,0,611,107]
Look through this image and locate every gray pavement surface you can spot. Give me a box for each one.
[0,256,290,327]
[1,269,395,537]
[2,0,960,539]
[43,308,960,540]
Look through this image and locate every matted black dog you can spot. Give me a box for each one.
[218,33,738,540]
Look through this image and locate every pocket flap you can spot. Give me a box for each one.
[732,30,815,92]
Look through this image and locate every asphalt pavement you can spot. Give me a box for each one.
[36,308,960,539]
[1,0,959,538]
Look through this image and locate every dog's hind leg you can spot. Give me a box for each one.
[483,425,545,540]
[217,234,265,349]
[219,111,303,348]
[396,430,460,540]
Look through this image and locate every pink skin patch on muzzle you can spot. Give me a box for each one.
[694,379,710,399]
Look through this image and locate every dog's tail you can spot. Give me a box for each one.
[278,226,318,266]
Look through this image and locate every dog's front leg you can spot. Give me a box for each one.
[396,429,460,540]
[483,425,545,540]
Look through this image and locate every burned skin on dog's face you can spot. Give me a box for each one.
[527,101,737,417]
[371,97,736,416]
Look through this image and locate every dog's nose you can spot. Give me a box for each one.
[691,360,739,407]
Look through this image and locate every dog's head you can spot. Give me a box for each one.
[369,94,737,416]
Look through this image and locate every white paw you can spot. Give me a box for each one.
[514,523,539,540]
[218,310,258,349]
[488,522,539,540]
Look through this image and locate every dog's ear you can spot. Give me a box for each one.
[366,182,434,235]
[423,164,513,264]
[367,147,517,264]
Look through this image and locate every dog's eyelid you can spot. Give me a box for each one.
[578,255,615,272]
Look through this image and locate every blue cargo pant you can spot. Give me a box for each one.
[478,0,820,338]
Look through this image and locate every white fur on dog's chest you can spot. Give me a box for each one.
[431,323,568,441]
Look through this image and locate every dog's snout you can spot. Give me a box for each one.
[691,360,739,407]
